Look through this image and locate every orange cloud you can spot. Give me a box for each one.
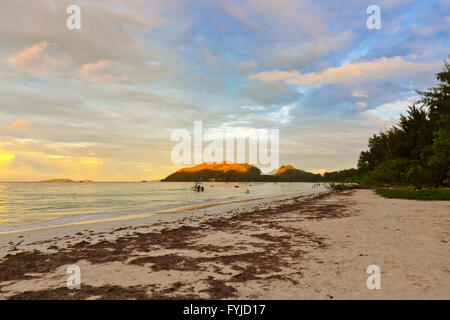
[6,41,48,66]
[251,57,442,85]
[5,41,72,76]
[9,118,30,130]
[79,60,116,83]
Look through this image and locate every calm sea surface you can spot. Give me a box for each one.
[0,182,327,231]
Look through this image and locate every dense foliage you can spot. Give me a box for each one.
[357,59,450,187]
[323,168,359,183]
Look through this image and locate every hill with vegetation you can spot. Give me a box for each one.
[163,163,326,182]
[162,162,264,182]
[273,165,322,182]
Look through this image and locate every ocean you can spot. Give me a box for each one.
[0,182,327,231]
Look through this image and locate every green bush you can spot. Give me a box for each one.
[361,158,412,185]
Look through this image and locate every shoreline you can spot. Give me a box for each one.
[0,182,326,234]
[0,189,448,299]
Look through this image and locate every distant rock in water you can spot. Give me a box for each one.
[39,179,75,183]
[39,179,94,183]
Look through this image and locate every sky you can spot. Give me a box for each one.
[0,0,448,181]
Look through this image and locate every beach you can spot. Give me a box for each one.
[0,189,449,299]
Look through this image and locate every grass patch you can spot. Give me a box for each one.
[375,188,450,200]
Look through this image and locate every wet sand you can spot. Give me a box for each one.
[0,189,449,299]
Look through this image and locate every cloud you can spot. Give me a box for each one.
[0,136,105,180]
[240,105,266,112]
[78,59,116,83]
[251,57,442,85]
[238,60,259,68]
[218,3,259,29]
[361,96,418,125]
[9,118,30,130]
[0,0,179,85]
[269,32,355,69]
[247,0,327,36]
[356,102,367,109]
[217,0,328,36]
[352,91,369,98]
[4,41,72,76]
[267,105,296,124]
[239,80,302,106]
[6,41,47,65]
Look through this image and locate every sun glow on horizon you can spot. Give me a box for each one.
[0,152,15,162]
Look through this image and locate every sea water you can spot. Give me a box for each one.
[0,182,327,231]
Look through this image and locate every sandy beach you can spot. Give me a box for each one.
[0,189,449,300]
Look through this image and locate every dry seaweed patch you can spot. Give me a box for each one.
[200,278,237,299]
[130,254,195,271]
[0,190,355,299]
[128,250,284,278]
[8,284,150,300]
